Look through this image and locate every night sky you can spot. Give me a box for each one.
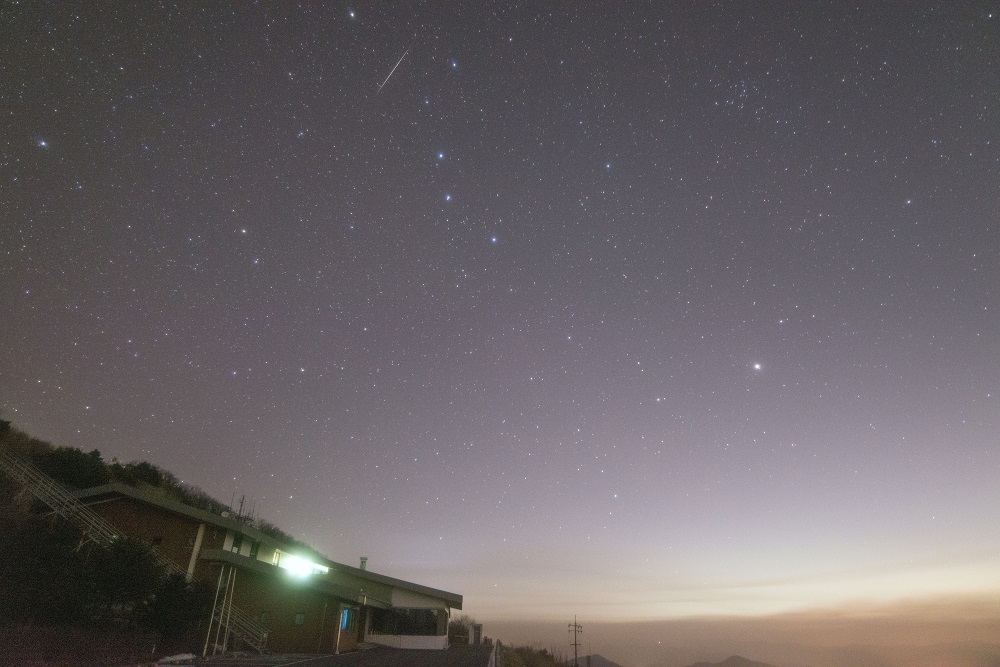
[3,0,999,637]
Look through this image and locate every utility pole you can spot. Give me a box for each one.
[568,615,583,667]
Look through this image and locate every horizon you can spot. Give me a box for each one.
[486,596,1000,667]
[3,3,998,663]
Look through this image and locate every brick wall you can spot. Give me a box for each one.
[86,495,225,577]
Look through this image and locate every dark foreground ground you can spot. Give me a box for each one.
[201,644,495,667]
[0,625,495,667]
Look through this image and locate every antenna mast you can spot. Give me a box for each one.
[568,615,583,667]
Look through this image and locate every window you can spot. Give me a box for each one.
[368,607,439,636]
[259,611,270,626]
[341,608,357,631]
[231,533,242,553]
[294,613,306,626]
[249,540,259,559]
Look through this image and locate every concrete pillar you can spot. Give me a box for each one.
[186,522,206,581]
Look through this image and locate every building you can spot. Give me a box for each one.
[72,482,462,655]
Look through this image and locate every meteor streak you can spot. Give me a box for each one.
[377,43,413,94]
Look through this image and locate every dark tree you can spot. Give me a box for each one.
[31,446,110,489]
[142,574,214,642]
[86,538,164,625]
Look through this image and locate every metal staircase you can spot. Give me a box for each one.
[0,447,128,548]
[205,562,271,656]
[0,445,269,653]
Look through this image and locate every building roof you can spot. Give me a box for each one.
[73,482,462,609]
[75,482,284,548]
[323,559,463,609]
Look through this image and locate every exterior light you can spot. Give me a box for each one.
[278,554,329,577]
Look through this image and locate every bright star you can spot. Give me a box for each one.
[437,152,444,160]
[490,236,498,244]
[753,363,762,371]
[445,194,452,201]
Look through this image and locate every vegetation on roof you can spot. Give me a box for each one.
[0,420,311,552]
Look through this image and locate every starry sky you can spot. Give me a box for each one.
[3,0,999,638]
